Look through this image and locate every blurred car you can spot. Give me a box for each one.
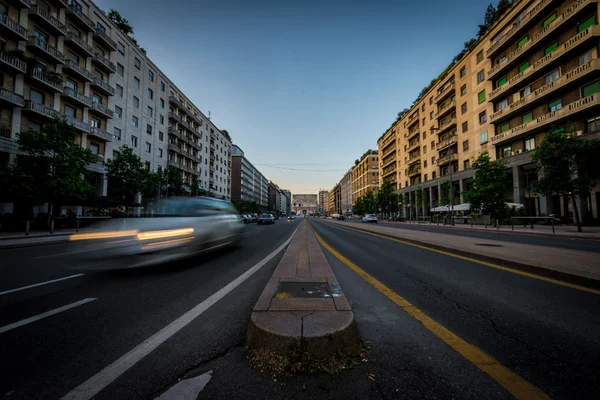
[250,213,258,222]
[241,214,251,224]
[336,215,346,220]
[257,213,275,225]
[67,197,245,269]
[287,215,295,220]
[362,214,378,223]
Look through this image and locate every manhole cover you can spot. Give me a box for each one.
[274,282,331,299]
[474,243,504,247]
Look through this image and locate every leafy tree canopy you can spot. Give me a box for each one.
[463,153,509,220]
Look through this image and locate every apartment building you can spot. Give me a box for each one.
[230,144,268,210]
[281,189,292,215]
[327,188,335,215]
[339,168,353,214]
[0,0,231,213]
[352,150,379,204]
[378,0,600,221]
[318,190,328,213]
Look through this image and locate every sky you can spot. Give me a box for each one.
[95,0,491,195]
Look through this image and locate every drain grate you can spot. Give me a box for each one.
[474,243,504,247]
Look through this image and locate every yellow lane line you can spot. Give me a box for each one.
[311,225,550,400]
[325,222,600,296]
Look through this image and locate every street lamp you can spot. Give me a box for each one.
[431,126,459,226]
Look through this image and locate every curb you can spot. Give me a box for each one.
[327,221,600,291]
[0,238,71,249]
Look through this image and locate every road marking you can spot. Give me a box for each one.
[0,298,97,334]
[154,371,212,400]
[311,227,550,400]
[60,224,301,400]
[327,222,600,296]
[0,274,86,296]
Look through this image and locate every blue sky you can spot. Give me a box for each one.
[96,0,491,194]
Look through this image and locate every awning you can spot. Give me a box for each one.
[430,203,524,212]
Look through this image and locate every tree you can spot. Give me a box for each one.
[415,186,424,212]
[532,130,600,232]
[3,118,96,221]
[463,153,510,224]
[495,0,513,19]
[166,166,186,196]
[363,190,377,214]
[105,145,149,205]
[107,10,133,35]
[377,179,395,215]
[484,3,496,28]
[190,175,201,196]
[221,130,232,142]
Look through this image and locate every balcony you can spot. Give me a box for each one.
[63,59,93,81]
[491,59,600,123]
[436,136,458,151]
[27,69,63,92]
[379,130,395,148]
[91,52,116,73]
[382,144,396,159]
[27,37,65,64]
[0,88,25,107]
[168,127,181,138]
[168,142,181,153]
[406,140,420,153]
[437,99,456,119]
[435,81,455,104]
[491,94,600,145]
[407,154,421,166]
[9,0,31,9]
[0,13,28,40]
[90,77,115,96]
[436,152,458,166]
[93,28,117,51]
[382,167,397,177]
[66,5,95,32]
[0,125,11,139]
[407,166,422,177]
[168,159,180,168]
[90,102,114,119]
[62,87,92,107]
[23,100,59,119]
[63,114,90,133]
[437,116,457,134]
[65,31,94,56]
[89,126,112,142]
[406,112,419,129]
[0,51,27,73]
[29,5,66,36]
[488,0,598,81]
[168,112,182,124]
[382,156,396,169]
[489,25,600,102]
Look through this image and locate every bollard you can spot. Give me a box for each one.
[50,220,54,234]
[25,221,30,236]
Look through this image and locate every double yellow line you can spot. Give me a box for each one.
[309,221,550,400]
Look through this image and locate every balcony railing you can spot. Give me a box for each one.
[436,152,458,166]
[93,28,117,50]
[63,114,90,132]
[23,100,59,118]
[92,52,116,72]
[435,81,455,104]
[63,59,92,81]
[491,94,600,145]
[168,112,182,124]
[382,156,396,169]
[29,69,63,92]
[65,31,95,56]
[91,77,115,95]
[168,143,181,152]
[408,154,421,166]
[89,126,112,142]
[27,37,65,63]
[406,111,419,128]
[379,130,395,147]
[66,5,95,31]
[436,136,458,151]
[0,88,25,107]
[29,5,66,35]
[0,51,27,73]
[90,102,114,118]
[62,87,92,106]
[406,140,420,153]
[0,125,11,139]
[168,127,181,138]
[382,145,396,159]
[437,99,456,117]
[407,166,422,177]
[438,116,457,133]
[0,13,28,40]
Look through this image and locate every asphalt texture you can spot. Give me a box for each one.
[2,217,599,399]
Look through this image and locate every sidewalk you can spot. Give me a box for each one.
[0,229,89,249]
[328,220,600,287]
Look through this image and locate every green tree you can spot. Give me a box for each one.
[105,145,149,205]
[353,196,365,216]
[190,175,201,196]
[166,166,186,196]
[3,118,96,220]
[363,189,376,214]
[221,129,232,142]
[107,9,133,35]
[463,153,510,224]
[377,179,395,214]
[415,186,424,210]
[532,130,600,232]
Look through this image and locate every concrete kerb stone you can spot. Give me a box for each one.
[247,219,357,358]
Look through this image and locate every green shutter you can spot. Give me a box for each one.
[548,98,562,110]
[544,42,558,55]
[543,13,556,27]
[582,80,600,97]
[517,36,528,48]
[522,112,533,123]
[497,77,507,87]
[578,16,595,33]
[478,90,486,104]
[519,61,530,73]
[500,123,510,132]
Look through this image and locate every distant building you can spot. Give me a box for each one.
[281,190,292,215]
[352,150,379,204]
[318,190,329,214]
[340,169,353,214]
[292,194,318,215]
[230,145,268,210]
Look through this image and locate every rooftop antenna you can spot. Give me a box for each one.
[208,111,211,120]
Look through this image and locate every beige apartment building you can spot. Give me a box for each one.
[318,190,328,214]
[0,0,230,215]
[352,150,379,204]
[378,0,600,221]
[339,168,353,214]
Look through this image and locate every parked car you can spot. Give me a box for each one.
[336,215,346,220]
[257,213,275,225]
[362,214,378,223]
[241,214,251,224]
[250,213,258,222]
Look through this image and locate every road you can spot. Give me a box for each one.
[1,217,599,399]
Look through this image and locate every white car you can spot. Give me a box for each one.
[362,214,378,223]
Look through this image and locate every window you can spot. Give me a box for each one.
[424,174,428,181]
[476,50,483,63]
[520,86,531,98]
[424,160,428,167]
[134,57,141,70]
[498,98,509,110]
[158,148,163,158]
[477,70,484,83]
[479,131,488,144]
[580,50,593,65]
[578,15,596,33]
[131,135,138,147]
[496,54,506,65]
[431,156,436,163]
[117,41,125,56]
[429,96,434,105]
[132,116,138,127]
[432,171,436,179]
[160,114,164,124]
[28,121,41,132]
[133,96,139,108]
[430,140,434,149]
[544,41,558,55]
[549,98,562,112]
[525,137,535,151]
[587,115,600,131]
[497,76,507,87]
[116,84,123,97]
[422,131,426,139]
[89,143,99,155]
[147,106,153,117]
[460,67,466,77]
[464,160,470,170]
[582,80,600,97]
[65,79,76,91]
[422,118,426,126]
[160,98,165,108]
[159,131,164,141]
[64,105,76,118]
[500,122,510,133]
[91,118,100,128]
[519,61,530,73]
[461,85,467,96]
[68,51,79,63]
[92,94,102,104]
[479,111,487,124]
[30,88,44,104]
[134,77,140,89]
[478,90,486,104]
[148,88,153,99]
[146,124,152,134]
[430,111,434,119]
[522,112,533,123]
[423,145,427,153]
[517,35,528,48]
[96,22,106,32]
[502,146,511,158]
[148,70,154,82]
[161,81,165,92]
[145,142,151,153]
[421,104,425,112]
[461,102,467,114]
[462,121,468,133]
[543,13,556,27]
[115,106,122,118]
[117,63,124,76]
[545,69,560,84]
[114,127,122,140]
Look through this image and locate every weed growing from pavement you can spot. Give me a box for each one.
[246,337,370,376]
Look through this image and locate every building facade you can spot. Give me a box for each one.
[230,144,268,210]
[352,150,379,204]
[292,194,317,215]
[318,190,328,214]
[339,168,353,214]
[378,0,600,221]
[281,189,292,215]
